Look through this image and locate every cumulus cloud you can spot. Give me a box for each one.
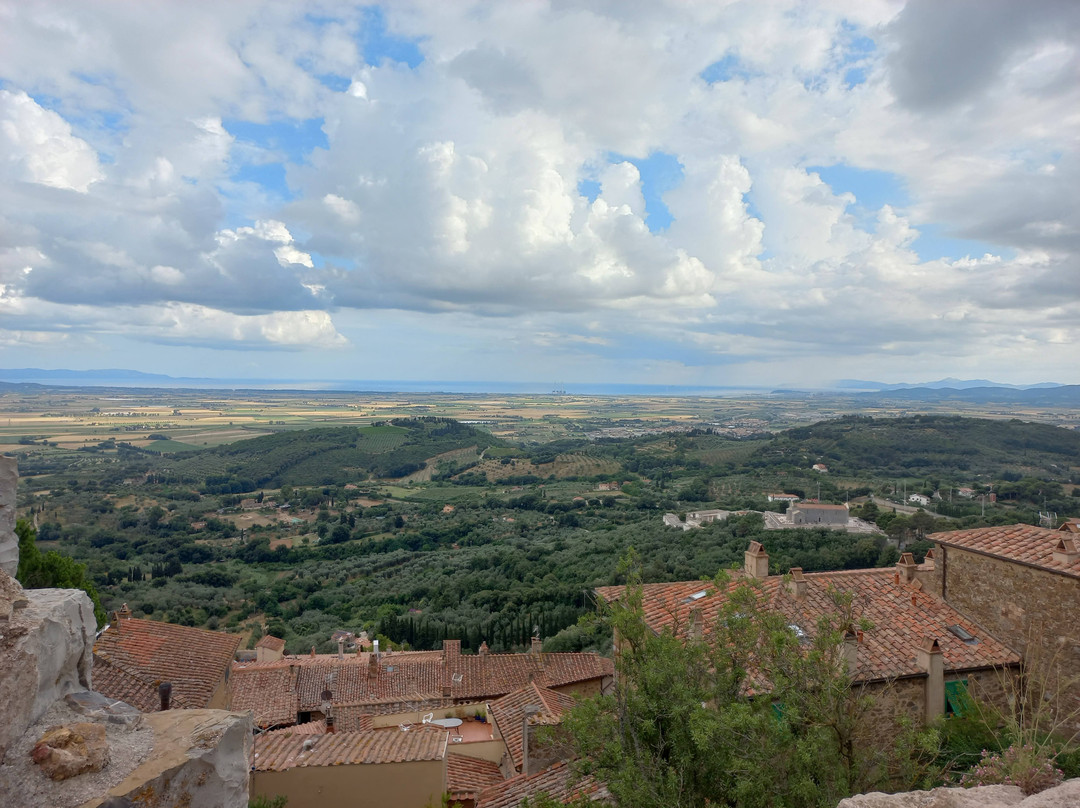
[0,0,1076,383]
[0,90,102,191]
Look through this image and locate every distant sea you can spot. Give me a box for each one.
[0,369,765,396]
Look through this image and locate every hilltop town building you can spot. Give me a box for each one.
[596,541,1021,730]
[922,524,1080,727]
[787,502,849,527]
[93,606,241,710]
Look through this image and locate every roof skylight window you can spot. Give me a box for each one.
[947,625,978,644]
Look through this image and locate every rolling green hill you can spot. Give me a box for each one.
[751,415,1080,479]
[153,417,504,489]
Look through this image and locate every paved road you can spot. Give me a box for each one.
[869,495,943,517]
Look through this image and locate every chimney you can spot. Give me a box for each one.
[113,603,133,625]
[916,638,945,722]
[1053,537,1080,565]
[840,630,858,676]
[337,637,345,660]
[922,548,936,570]
[366,651,378,682]
[530,636,543,654]
[478,641,489,656]
[158,682,172,711]
[744,541,769,579]
[522,705,540,774]
[896,553,918,584]
[786,567,807,600]
[443,639,461,695]
[688,607,703,640]
[373,639,379,659]
[321,689,334,732]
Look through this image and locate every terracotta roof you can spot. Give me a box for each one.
[931,524,1080,577]
[292,650,610,710]
[255,635,286,652]
[94,617,242,709]
[477,761,609,808]
[334,705,375,732]
[597,567,1020,681]
[92,652,193,712]
[229,662,297,728]
[234,647,610,730]
[253,728,447,771]
[447,753,504,801]
[260,720,327,738]
[488,684,577,772]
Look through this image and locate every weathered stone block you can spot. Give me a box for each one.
[0,587,95,763]
[84,709,253,808]
[837,779,1080,807]
[63,692,142,727]
[30,722,109,781]
[0,456,17,576]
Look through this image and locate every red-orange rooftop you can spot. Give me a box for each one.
[931,524,1080,578]
[253,727,447,771]
[476,761,609,808]
[447,753,504,802]
[597,566,1020,681]
[94,616,241,708]
[488,683,577,772]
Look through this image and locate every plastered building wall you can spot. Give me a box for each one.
[251,759,445,808]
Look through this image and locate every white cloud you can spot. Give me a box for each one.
[0,0,1076,383]
[0,90,102,191]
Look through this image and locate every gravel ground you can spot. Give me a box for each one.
[0,700,153,808]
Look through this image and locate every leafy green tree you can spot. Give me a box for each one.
[555,555,940,807]
[16,519,107,627]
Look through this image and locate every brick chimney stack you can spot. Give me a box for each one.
[744,541,769,579]
[786,568,807,600]
[530,636,542,654]
[1053,537,1080,565]
[896,552,918,584]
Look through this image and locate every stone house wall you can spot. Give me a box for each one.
[930,545,1080,727]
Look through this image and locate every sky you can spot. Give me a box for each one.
[0,1,1077,389]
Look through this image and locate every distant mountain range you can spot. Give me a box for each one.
[834,377,1063,391]
[0,369,1075,403]
[853,385,1080,406]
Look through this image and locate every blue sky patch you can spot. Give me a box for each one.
[578,179,601,202]
[809,164,909,212]
[609,151,684,232]
[912,224,1010,263]
[701,53,753,84]
[316,74,352,92]
[232,162,291,201]
[844,66,868,88]
[224,117,328,164]
[359,6,424,68]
